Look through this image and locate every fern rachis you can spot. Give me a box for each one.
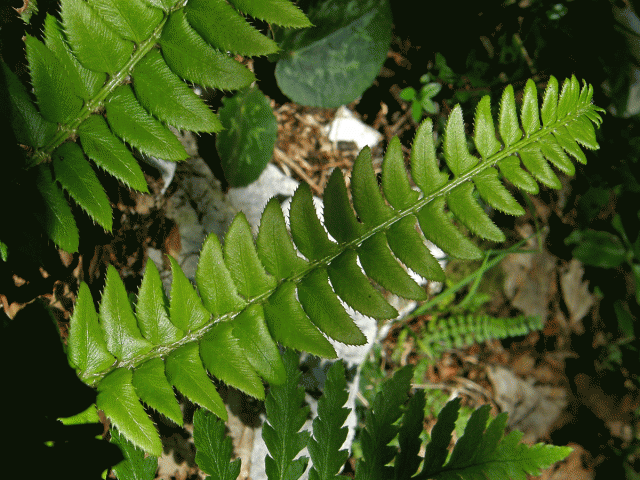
[63,74,605,455]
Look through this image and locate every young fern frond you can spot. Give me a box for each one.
[5,0,310,252]
[68,76,604,454]
[418,314,544,356]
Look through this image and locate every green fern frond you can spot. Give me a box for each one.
[417,398,572,480]
[67,76,603,454]
[263,349,311,480]
[418,314,544,356]
[5,0,308,249]
[190,358,570,480]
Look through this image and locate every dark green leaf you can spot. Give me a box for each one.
[358,232,427,300]
[275,0,392,108]
[2,61,56,147]
[263,281,337,359]
[34,165,79,253]
[308,360,350,480]
[290,183,339,260]
[53,142,112,231]
[328,249,397,319]
[417,197,482,260]
[351,147,393,227]
[395,390,426,480]
[231,304,286,385]
[25,34,83,123]
[216,86,278,186]
[193,409,242,480]
[200,321,265,399]
[110,428,158,480]
[298,268,367,345]
[263,349,310,480]
[323,168,365,243]
[566,230,627,268]
[382,137,420,210]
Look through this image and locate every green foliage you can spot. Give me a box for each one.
[194,409,242,480]
[400,73,443,121]
[263,349,311,480]
[307,361,351,480]
[66,75,603,454]
[415,314,544,357]
[355,365,414,479]
[416,399,572,480]
[3,0,307,254]
[110,429,158,480]
[193,357,572,480]
[216,86,279,187]
[275,0,393,108]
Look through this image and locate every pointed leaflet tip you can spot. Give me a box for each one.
[443,105,478,176]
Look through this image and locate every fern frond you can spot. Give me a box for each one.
[262,349,311,480]
[6,0,306,249]
[307,360,351,480]
[193,409,242,480]
[67,76,604,453]
[416,398,572,480]
[418,314,544,356]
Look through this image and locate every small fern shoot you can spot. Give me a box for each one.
[417,314,544,357]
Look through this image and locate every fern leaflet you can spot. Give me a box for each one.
[307,361,351,480]
[263,349,311,480]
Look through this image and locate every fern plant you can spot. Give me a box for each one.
[141,349,569,480]
[1,0,310,256]
[107,350,571,480]
[64,74,605,455]
[415,314,544,357]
